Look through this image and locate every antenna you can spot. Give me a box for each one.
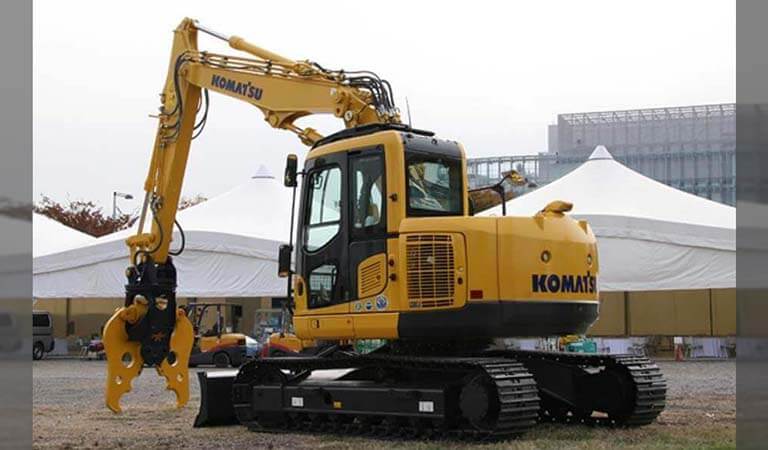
[405,97,412,128]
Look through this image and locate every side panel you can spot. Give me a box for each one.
[294,316,354,340]
[454,218,499,302]
[496,215,598,302]
[397,215,599,338]
[292,265,363,340]
[352,313,399,339]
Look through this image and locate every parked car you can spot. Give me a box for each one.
[33,310,55,360]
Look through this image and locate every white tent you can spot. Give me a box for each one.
[33,213,95,257]
[175,165,294,242]
[482,146,735,291]
[33,168,294,298]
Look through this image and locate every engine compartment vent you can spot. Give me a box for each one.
[358,254,386,298]
[406,234,455,308]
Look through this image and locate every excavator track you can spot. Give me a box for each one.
[490,350,666,427]
[230,354,540,440]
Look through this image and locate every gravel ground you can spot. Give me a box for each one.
[33,359,735,449]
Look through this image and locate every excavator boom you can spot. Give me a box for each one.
[131,17,399,265]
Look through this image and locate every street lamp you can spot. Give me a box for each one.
[112,191,134,219]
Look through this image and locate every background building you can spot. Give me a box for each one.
[468,103,735,205]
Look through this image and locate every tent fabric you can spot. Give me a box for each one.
[33,238,285,298]
[592,237,733,291]
[33,213,95,257]
[173,166,294,242]
[33,170,293,298]
[481,146,735,291]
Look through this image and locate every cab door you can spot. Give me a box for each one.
[298,153,349,312]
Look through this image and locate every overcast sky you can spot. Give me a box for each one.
[34,0,735,210]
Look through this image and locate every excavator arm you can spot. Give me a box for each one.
[103,18,400,413]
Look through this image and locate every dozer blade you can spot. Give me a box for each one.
[193,370,239,427]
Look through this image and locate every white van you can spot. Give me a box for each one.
[33,310,54,360]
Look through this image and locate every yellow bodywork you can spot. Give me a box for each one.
[291,130,599,341]
[198,333,244,353]
[266,333,310,353]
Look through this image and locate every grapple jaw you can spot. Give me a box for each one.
[103,257,194,413]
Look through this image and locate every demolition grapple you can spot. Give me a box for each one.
[103,257,193,413]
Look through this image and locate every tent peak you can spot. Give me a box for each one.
[588,145,614,161]
[251,164,275,179]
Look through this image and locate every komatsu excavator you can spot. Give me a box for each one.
[103,18,666,439]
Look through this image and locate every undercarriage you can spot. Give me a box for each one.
[195,344,666,440]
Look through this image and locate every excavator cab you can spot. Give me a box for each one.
[282,124,599,343]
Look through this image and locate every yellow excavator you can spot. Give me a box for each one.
[103,18,665,439]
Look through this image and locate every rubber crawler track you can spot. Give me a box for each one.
[232,355,540,440]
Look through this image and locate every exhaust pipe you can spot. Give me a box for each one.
[193,370,240,427]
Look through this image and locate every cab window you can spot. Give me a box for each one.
[350,152,386,238]
[304,166,342,251]
[406,153,463,216]
[308,263,338,308]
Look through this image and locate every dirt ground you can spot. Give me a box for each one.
[33,359,735,449]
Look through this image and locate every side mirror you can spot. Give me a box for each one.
[278,244,292,278]
[284,154,298,187]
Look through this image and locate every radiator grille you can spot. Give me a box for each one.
[406,234,455,308]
